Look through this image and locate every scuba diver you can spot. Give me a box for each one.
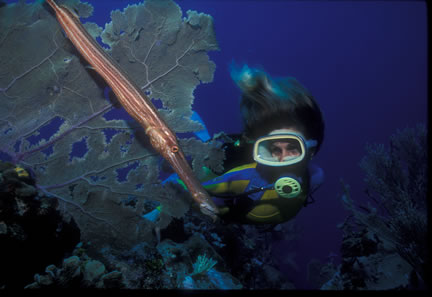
[148,64,325,225]
[201,64,325,224]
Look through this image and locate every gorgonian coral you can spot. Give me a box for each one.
[0,0,224,250]
[341,124,428,285]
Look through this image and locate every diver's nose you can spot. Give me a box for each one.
[279,149,291,161]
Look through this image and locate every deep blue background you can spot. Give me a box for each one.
[4,0,428,289]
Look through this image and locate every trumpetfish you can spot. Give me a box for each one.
[45,0,219,221]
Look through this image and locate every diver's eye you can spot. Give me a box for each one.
[269,140,302,161]
[285,141,301,154]
[270,146,282,157]
[285,144,298,152]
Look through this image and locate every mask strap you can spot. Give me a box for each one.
[305,139,318,149]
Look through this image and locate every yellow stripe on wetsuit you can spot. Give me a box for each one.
[202,163,257,195]
[203,163,306,224]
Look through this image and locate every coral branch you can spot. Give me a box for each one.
[341,124,428,284]
[15,104,113,163]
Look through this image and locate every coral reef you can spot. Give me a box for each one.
[156,233,241,289]
[0,161,80,289]
[311,125,428,290]
[0,1,303,290]
[94,208,296,289]
[174,210,297,289]
[190,254,218,276]
[318,222,413,290]
[1,158,297,289]
[348,124,427,286]
[356,124,428,284]
[307,258,338,289]
[25,242,125,288]
[0,0,224,254]
[93,240,166,289]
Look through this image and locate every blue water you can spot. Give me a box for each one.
[2,0,427,289]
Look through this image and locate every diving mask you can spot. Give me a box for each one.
[253,130,317,167]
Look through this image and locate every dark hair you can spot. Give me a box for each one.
[230,64,325,154]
